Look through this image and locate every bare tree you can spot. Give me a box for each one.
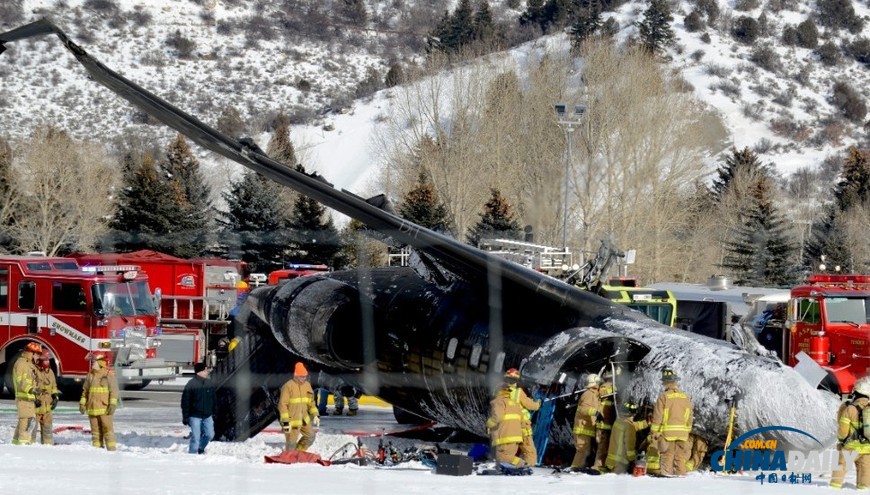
[11,127,119,255]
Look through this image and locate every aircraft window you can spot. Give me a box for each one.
[469,343,483,368]
[0,268,7,308]
[446,338,458,360]
[52,282,87,312]
[18,281,36,310]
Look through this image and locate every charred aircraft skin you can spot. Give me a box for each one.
[0,20,837,451]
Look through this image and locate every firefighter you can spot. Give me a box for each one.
[592,381,616,472]
[507,369,541,466]
[486,368,525,466]
[80,351,120,451]
[12,342,42,445]
[605,401,649,474]
[684,433,709,471]
[832,378,870,489]
[277,362,320,451]
[333,382,361,416]
[570,373,602,470]
[34,349,59,445]
[650,367,693,476]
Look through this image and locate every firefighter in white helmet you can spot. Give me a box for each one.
[570,373,602,470]
[832,378,870,488]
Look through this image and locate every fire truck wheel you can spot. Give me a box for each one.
[123,380,152,391]
[0,362,9,396]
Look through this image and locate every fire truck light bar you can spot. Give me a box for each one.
[808,274,870,284]
[82,265,141,273]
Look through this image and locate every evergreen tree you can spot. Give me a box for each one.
[520,0,552,32]
[451,0,476,47]
[804,147,870,271]
[472,0,496,41]
[466,189,522,247]
[721,177,797,286]
[218,170,292,273]
[159,134,212,258]
[637,0,675,54]
[267,114,297,167]
[288,164,343,266]
[570,11,602,47]
[398,172,453,234]
[109,152,182,253]
[710,147,770,203]
[384,62,404,88]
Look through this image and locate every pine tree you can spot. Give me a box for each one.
[384,62,404,88]
[637,0,675,54]
[109,152,182,253]
[218,170,292,273]
[159,134,213,258]
[288,164,343,266]
[721,177,797,286]
[398,172,453,233]
[267,114,297,167]
[473,0,495,41]
[710,147,770,203]
[466,189,522,247]
[451,0,476,48]
[804,147,870,271]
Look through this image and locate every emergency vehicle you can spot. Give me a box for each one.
[72,251,246,366]
[0,256,179,394]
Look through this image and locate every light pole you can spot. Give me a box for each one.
[554,103,586,253]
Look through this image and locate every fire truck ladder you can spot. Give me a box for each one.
[164,296,232,324]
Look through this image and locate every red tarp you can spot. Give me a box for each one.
[264,449,332,466]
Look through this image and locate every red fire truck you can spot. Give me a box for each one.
[72,251,246,365]
[777,273,870,394]
[0,255,179,394]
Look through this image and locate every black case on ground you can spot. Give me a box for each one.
[436,454,473,476]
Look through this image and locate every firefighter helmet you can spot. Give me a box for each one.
[25,342,42,354]
[90,351,111,365]
[585,373,602,388]
[855,378,870,397]
[294,362,308,377]
[505,368,521,380]
[623,401,638,413]
[661,368,679,382]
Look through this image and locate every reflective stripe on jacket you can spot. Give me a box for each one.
[510,386,540,437]
[597,397,615,431]
[13,353,37,401]
[651,384,693,441]
[840,398,870,454]
[35,367,58,415]
[573,387,600,437]
[278,379,318,427]
[80,366,119,416]
[488,385,523,446]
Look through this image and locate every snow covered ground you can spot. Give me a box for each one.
[0,399,857,495]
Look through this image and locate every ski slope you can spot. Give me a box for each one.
[0,401,854,495]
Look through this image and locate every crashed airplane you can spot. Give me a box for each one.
[0,19,837,454]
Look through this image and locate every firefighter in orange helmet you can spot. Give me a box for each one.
[34,349,59,445]
[650,367,693,476]
[570,373,602,470]
[12,342,42,445]
[80,351,120,450]
[277,362,319,451]
[503,368,541,466]
[486,368,526,466]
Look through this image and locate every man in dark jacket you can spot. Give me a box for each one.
[181,362,217,454]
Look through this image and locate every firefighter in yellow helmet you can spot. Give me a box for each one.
[832,378,870,488]
[34,349,59,445]
[278,362,319,451]
[487,368,526,466]
[570,373,602,470]
[592,381,616,472]
[605,401,649,473]
[505,368,541,466]
[80,351,120,450]
[650,367,693,476]
[12,342,42,445]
